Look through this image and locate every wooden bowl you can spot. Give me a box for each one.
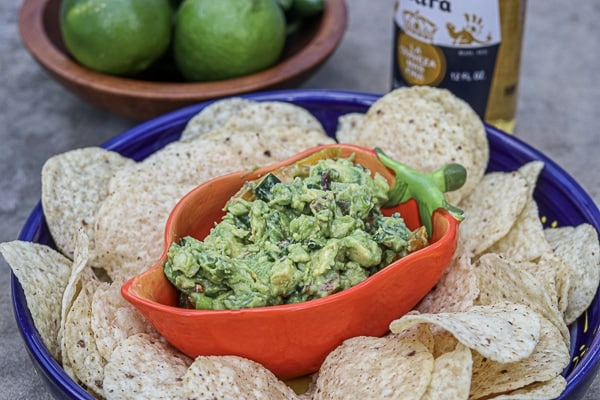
[18,0,348,121]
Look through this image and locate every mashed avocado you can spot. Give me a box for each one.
[164,156,428,310]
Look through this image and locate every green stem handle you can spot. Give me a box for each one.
[375,148,466,237]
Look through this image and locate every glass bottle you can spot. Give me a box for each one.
[391,0,527,133]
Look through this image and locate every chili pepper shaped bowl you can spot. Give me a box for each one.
[121,143,460,380]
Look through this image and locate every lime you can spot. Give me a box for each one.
[60,0,173,76]
[173,0,286,82]
[290,0,324,17]
[275,0,293,11]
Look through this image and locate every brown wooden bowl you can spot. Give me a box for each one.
[18,0,348,121]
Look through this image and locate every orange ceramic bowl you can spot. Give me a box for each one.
[121,143,459,380]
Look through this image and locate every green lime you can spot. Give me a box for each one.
[173,0,286,82]
[60,0,173,76]
[290,0,324,17]
[275,0,293,11]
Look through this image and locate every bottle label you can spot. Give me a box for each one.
[392,0,501,118]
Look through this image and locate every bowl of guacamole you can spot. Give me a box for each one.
[122,143,460,380]
[164,152,430,311]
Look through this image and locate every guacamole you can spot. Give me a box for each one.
[164,155,428,310]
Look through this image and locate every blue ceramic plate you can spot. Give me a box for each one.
[12,90,600,399]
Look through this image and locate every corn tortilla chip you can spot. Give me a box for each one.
[0,241,71,361]
[416,253,479,314]
[522,252,571,315]
[41,147,133,259]
[59,229,95,365]
[182,356,299,400]
[544,223,600,324]
[335,112,364,144]
[180,97,255,142]
[91,280,160,362]
[488,375,567,399]
[431,330,461,358]
[106,123,332,198]
[487,199,551,262]
[421,342,472,400]
[103,333,192,400]
[352,86,489,204]
[390,302,541,363]
[474,253,570,346]
[388,321,436,354]
[58,233,95,383]
[222,101,325,134]
[469,316,569,399]
[63,279,105,397]
[93,180,187,281]
[485,160,549,262]
[458,171,529,256]
[313,335,434,400]
[514,160,544,195]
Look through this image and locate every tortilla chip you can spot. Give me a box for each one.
[205,126,334,164]
[222,101,326,134]
[41,147,133,259]
[94,178,191,281]
[353,86,489,204]
[485,160,549,261]
[313,335,434,400]
[57,232,94,381]
[182,356,299,400]
[390,302,541,363]
[63,279,105,397]
[469,316,569,399]
[474,253,570,346]
[416,252,479,314]
[516,160,544,194]
[487,199,551,262]
[523,252,571,315]
[388,321,435,353]
[0,241,72,360]
[335,112,364,144]
[180,97,255,142]
[91,280,160,362]
[544,223,600,324]
[458,171,529,256]
[431,330,461,358]
[421,342,472,400]
[487,375,567,399]
[103,333,192,400]
[59,229,95,364]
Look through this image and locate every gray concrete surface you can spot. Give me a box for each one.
[1,0,599,398]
